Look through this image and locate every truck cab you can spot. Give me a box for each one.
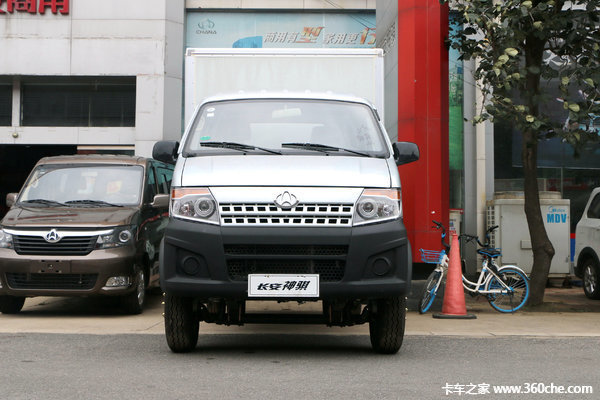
[153,92,419,354]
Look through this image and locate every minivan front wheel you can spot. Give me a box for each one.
[0,295,26,314]
[122,267,146,314]
[583,259,600,300]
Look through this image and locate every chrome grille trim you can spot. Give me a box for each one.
[219,203,354,226]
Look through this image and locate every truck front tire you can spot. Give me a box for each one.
[164,293,199,353]
[369,296,406,354]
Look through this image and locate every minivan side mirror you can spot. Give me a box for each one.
[151,194,170,209]
[392,142,420,166]
[6,193,17,208]
[153,141,179,165]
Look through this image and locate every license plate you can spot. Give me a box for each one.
[248,274,319,298]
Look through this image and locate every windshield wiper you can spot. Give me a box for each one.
[64,200,123,207]
[197,142,282,155]
[281,142,371,157]
[20,199,66,207]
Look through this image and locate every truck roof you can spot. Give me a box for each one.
[198,91,377,109]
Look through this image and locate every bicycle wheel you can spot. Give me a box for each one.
[419,269,443,314]
[486,266,529,313]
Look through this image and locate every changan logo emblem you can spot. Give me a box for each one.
[44,229,61,243]
[274,191,299,210]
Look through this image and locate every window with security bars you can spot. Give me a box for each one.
[21,77,136,127]
[0,84,11,126]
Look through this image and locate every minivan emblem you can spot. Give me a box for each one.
[45,229,61,243]
[274,191,299,209]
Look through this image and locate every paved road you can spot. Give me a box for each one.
[1,333,598,400]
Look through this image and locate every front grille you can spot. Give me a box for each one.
[224,244,347,282]
[13,235,97,256]
[219,203,354,226]
[6,273,98,290]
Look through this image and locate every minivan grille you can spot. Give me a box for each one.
[219,203,354,226]
[13,235,97,256]
[224,244,347,282]
[6,273,98,290]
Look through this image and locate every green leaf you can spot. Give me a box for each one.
[494,68,501,76]
[584,78,595,87]
[512,73,521,80]
[568,103,580,112]
[561,76,570,86]
[522,0,533,8]
[526,115,535,123]
[498,54,510,64]
[505,48,519,57]
[533,21,543,30]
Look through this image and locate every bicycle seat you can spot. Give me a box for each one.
[477,248,501,258]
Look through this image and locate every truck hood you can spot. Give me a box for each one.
[1,206,138,228]
[180,155,392,187]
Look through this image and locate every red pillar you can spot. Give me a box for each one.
[396,0,449,260]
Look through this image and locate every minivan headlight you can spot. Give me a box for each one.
[96,226,135,249]
[0,228,13,249]
[171,188,220,225]
[353,189,402,226]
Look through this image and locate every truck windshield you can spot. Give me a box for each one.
[184,99,388,157]
[19,165,144,207]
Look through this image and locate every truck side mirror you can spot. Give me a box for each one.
[151,194,170,209]
[392,142,420,166]
[6,193,17,208]
[153,141,179,165]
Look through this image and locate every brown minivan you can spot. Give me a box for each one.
[0,154,173,314]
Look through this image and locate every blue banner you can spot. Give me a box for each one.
[186,12,376,49]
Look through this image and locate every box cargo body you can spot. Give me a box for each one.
[184,48,385,126]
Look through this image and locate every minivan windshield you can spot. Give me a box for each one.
[19,165,144,207]
[184,99,388,157]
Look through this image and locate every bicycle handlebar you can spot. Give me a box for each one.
[460,225,498,248]
[432,220,450,252]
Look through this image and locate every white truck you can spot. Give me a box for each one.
[152,49,419,354]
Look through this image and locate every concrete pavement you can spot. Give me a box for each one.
[1,284,599,338]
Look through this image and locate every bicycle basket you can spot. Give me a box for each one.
[419,249,445,264]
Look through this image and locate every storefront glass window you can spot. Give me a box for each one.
[0,84,11,126]
[494,78,600,232]
[21,77,136,127]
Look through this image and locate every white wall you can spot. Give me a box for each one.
[0,0,184,157]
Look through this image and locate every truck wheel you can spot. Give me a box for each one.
[164,293,198,353]
[0,295,26,314]
[369,296,406,354]
[121,267,146,315]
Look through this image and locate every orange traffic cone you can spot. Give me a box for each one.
[433,231,476,319]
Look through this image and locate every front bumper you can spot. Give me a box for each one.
[0,247,138,297]
[160,218,412,300]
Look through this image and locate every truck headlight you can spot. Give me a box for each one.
[96,226,135,249]
[353,189,402,226]
[171,188,220,225]
[0,228,13,249]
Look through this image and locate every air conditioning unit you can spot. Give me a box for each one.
[486,192,570,276]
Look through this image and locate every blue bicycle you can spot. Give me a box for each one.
[419,221,530,314]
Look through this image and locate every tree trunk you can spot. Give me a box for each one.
[523,33,555,306]
[521,130,555,306]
